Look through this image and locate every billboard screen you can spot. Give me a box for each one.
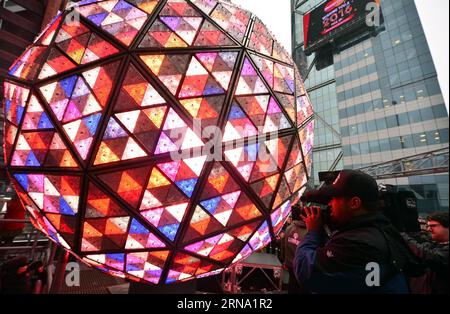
[303,0,381,52]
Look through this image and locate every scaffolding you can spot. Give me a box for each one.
[358,147,449,180]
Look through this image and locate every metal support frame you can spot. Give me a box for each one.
[0,245,47,251]
[221,253,283,294]
[222,261,283,294]
[358,147,449,180]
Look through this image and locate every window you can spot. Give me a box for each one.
[379,138,391,151]
[416,88,427,99]
[351,143,361,155]
[376,118,387,130]
[408,110,422,124]
[344,90,353,100]
[367,120,377,133]
[441,129,449,143]
[349,125,358,136]
[433,104,448,119]
[404,87,416,102]
[399,69,412,83]
[358,123,367,134]
[401,135,414,149]
[426,78,441,96]
[364,101,373,112]
[356,103,365,115]
[373,99,383,111]
[398,61,409,72]
[360,142,370,155]
[390,74,401,86]
[369,140,381,153]
[386,115,399,128]
[413,133,428,147]
[420,107,434,121]
[367,63,376,74]
[343,145,351,156]
[398,113,410,126]
[427,131,440,145]
[361,84,371,95]
[341,126,350,137]
[370,80,379,92]
[421,61,435,76]
[390,137,402,150]
[346,105,356,117]
[410,66,422,78]
[392,89,404,105]
[354,86,362,98]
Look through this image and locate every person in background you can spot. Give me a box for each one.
[28,261,48,294]
[0,196,26,246]
[402,212,449,294]
[0,256,32,294]
[283,204,308,294]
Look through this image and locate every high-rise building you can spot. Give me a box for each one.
[291,0,449,213]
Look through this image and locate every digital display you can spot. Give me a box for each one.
[303,0,381,52]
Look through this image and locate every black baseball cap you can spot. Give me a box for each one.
[301,170,379,205]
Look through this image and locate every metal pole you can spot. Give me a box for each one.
[0,246,46,250]
[30,229,39,261]
[49,249,69,294]
[47,242,57,267]
[44,242,57,294]
[0,0,5,30]
[230,265,237,294]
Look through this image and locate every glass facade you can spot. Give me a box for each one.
[292,0,449,213]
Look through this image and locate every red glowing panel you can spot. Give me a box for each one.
[4,0,314,285]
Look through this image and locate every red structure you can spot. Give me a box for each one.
[3,0,314,285]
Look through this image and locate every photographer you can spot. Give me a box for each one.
[293,170,414,294]
[401,212,449,294]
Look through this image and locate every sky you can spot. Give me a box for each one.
[230,0,449,111]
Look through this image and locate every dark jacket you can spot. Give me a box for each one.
[402,233,449,294]
[294,213,410,294]
[283,220,308,269]
[0,256,32,294]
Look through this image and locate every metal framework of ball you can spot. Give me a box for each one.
[3,0,314,285]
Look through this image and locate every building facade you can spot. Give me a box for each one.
[291,0,449,213]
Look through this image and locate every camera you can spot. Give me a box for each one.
[378,184,420,233]
[299,171,421,233]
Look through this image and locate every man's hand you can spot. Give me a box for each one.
[301,206,323,232]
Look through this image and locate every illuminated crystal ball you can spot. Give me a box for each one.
[3,0,314,284]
